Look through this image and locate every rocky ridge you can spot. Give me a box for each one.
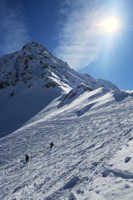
[0,42,118,96]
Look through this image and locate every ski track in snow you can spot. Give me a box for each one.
[0,93,133,199]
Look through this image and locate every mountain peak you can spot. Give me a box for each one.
[0,42,120,137]
[0,42,86,92]
[21,42,48,54]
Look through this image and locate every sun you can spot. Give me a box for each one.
[98,17,120,33]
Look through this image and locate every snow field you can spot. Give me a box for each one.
[0,88,133,199]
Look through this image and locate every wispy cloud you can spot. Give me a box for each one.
[55,0,116,70]
[0,1,30,55]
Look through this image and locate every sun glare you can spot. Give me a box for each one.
[98,17,120,33]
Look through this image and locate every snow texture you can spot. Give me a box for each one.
[0,42,133,200]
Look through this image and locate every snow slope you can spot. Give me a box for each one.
[0,42,118,137]
[1,87,133,200]
[0,42,83,137]
[1,42,133,199]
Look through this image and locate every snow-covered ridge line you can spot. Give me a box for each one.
[0,42,119,137]
[0,42,118,92]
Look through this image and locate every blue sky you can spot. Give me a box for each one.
[0,0,133,90]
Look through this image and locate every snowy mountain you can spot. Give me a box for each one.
[1,42,133,200]
[0,42,118,93]
[0,42,83,92]
[0,42,118,137]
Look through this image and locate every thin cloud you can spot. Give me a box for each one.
[59,0,86,16]
[55,0,116,70]
[0,1,30,55]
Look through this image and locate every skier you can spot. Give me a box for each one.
[50,142,54,150]
[25,154,29,163]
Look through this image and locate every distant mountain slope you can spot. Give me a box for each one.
[0,42,119,137]
[97,78,119,90]
[80,74,119,90]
